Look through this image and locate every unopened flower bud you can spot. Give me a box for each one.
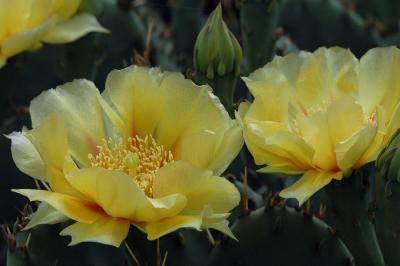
[194,4,243,78]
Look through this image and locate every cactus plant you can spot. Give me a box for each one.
[208,205,355,266]
[240,0,281,74]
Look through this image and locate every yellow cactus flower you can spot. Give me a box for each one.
[240,47,400,205]
[0,0,108,68]
[9,66,243,247]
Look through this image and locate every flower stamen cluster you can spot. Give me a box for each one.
[88,135,173,197]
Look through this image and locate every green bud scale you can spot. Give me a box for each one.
[193,4,243,78]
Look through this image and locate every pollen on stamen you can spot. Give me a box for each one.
[88,134,174,197]
[366,110,377,125]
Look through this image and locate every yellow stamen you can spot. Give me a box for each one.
[88,135,174,197]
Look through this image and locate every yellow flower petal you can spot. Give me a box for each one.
[135,208,235,240]
[1,17,56,57]
[135,215,203,240]
[202,213,236,240]
[26,114,67,171]
[279,171,342,205]
[242,113,303,169]
[335,125,376,172]
[155,72,236,154]
[0,0,32,34]
[243,123,300,167]
[32,115,82,195]
[13,189,105,223]
[60,217,130,247]
[257,165,305,175]
[7,131,46,181]
[27,0,54,28]
[327,97,365,144]
[296,112,336,170]
[9,114,81,196]
[358,46,400,115]
[30,79,107,166]
[66,167,187,222]
[24,203,68,230]
[153,161,240,213]
[104,66,164,138]
[264,132,315,170]
[205,123,243,175]
[53,0,81,21]
[242,81,290,123]
[355,107,387,168]
[313,47,358,96]
[242,53,295,98]
[43,13,109,44]
[173,123,243,176]
[293,47,357,110]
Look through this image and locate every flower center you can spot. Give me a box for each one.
[303,100,331,117]
[88,135,173,197]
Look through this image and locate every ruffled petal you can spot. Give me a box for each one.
[242,81,290,123]
[293,47,357,110]
[13,189,105,223]
[239,102,300,169]
[7,131,46,181]
[60,217,130,247]
[243,122,299,167]
[264,132,315,170]
[296,112,336,170]
[135,208,235,240]
[357,46,400,116]
[135,214,203,240]
[206,123,243,175]
[154,72,234,153]
[173,123,243,176]
[9,115,81,196]
[327,97,365,144]
[1,17,56,57]
[202,212,236,240]
[30,79,107,166]
[153,161,240,213]
[24,203,68,230]
[279,171,342,205]
[103,66,164,138]
[335,125,376,172]
[66,167,187,222]
[43,13,109,44]
[355,106,387,167]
